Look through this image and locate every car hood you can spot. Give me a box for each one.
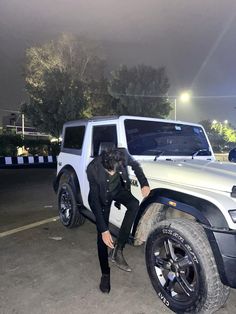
[140,159,236,193]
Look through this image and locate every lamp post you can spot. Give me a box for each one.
[174,98,177,121]
[173,91,191,121]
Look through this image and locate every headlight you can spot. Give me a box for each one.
[231,186,236,198]
[229,210,236,223]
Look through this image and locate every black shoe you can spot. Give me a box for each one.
[99,274,111,293]
[111,245,132,272]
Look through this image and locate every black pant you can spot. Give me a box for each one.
[97,188,139,275]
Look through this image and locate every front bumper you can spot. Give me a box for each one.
[205,227,236,288]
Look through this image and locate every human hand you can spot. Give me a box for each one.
[102,230,114,249]
[141,186,151,198]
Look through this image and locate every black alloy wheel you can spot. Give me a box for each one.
[153,236,199,303]
[145,218,230,313]
[58,182,85,228]
[59,184,73,226]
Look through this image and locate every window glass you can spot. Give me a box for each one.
[125,119,211,156]
[64,126,85,149]
[92,125,117,156]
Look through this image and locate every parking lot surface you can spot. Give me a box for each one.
[0,169,235,314]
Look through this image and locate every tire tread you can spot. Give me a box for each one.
[146,218,230,313]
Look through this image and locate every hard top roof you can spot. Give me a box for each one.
[63,115,202,128]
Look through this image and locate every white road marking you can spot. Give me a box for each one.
[0,216,59,238]
[48,236,62,241]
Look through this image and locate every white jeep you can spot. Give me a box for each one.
[54,115,236,313]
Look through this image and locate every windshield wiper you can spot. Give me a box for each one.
[154,151,165,161]
[191,148,210,159]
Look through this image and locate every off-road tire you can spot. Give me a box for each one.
[145,218,230,313]
[57,182,85,228]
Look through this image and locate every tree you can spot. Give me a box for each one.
[108,64,171,118]
[22,33,111,137]
[0,134,23,157]
[83,77,116,117]
[200,120,236,152]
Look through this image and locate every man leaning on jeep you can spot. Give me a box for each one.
[86,146,150,293]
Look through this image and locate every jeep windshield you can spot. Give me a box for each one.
[124,119,211,157]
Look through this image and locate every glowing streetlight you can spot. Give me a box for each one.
[174,91,191,120]
[180,92,191,103]
[212,120,228,126]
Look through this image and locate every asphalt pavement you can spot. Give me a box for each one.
[0,169,235,314]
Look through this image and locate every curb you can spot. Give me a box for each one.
[0,156,57,169]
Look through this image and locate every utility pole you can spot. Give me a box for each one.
[174,98,177,120]
[22,113,25,139]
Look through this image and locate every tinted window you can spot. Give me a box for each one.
[64,126,85,149]
[125,119,211,156]
[92,125,117,156]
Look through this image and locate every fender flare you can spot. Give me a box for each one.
[132,188,228,237]
[132,188,230,286]
[54,165,83,206]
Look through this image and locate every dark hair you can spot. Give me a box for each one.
[101,149,125,171]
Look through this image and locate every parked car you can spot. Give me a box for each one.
[54,115,236,313]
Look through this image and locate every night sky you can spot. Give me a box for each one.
[1,0,236,125]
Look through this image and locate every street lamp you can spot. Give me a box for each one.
[174,91,191,121]
[180,92,191,103]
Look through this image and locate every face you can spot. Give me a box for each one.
[113,161,121,172]
[101,149,124,171]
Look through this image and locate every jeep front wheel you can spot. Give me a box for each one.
[57,182,85,228]
[145,218,230,313]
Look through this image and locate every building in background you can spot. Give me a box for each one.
[2,113,50,140]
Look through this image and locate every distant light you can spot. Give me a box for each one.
[212,120,218,124]
[179,91,191,103]
[224,120,228,124]
[50,138,58,143]
[50,137,62,143]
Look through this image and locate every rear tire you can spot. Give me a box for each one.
[145,219,230,313]
[57,182,85,228]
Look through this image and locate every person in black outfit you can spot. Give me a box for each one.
[86,147,150,293]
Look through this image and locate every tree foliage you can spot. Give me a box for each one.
[200,119,236,152]
[23,34,112,137]
[108,64,171,118]
[23,34,172,137]
[0,134,23,157]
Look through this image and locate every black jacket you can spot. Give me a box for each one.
[86,148,149,233]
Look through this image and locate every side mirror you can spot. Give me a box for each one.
[228,148,236,162]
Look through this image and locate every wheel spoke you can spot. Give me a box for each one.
[163,277,175,295]
[164,278,170,290]
[177,255,193,268]
[164,239,177,261]
[60,200,66,211]
[60,206,66,214]
[60,192,71,220]
[154,254,171,270]
[176,273,194,297]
